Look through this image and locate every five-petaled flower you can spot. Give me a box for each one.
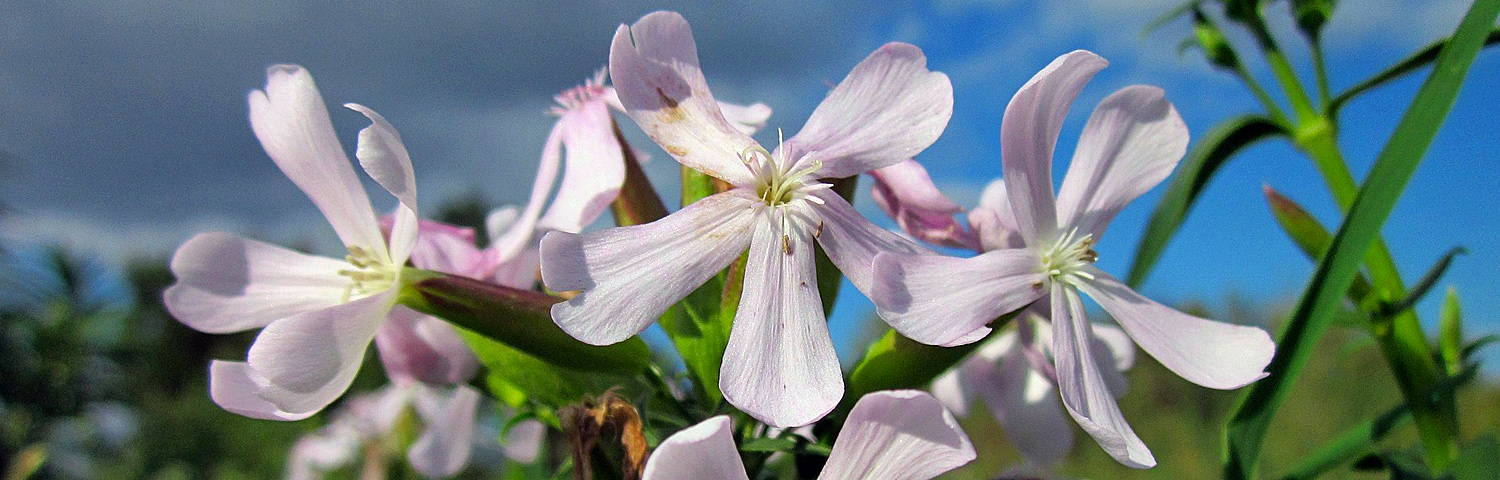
[540,11,952,427]
[872,50,1275,468]
[164,65,422,421]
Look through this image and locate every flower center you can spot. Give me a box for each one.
[741,131,831,208]
[1038,228,1098,287]
[338,245,399,302]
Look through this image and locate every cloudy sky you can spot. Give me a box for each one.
[2,1,1496,366]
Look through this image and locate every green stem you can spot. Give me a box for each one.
[1265,49,1319,123]
[1310,41,1333,111]
[1233,63,1290,125]
[1296,125,1459,469]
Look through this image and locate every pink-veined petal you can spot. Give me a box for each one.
[980,345,1074,467]
[245,290,395,416]
[930,331,1016,417]
[165,232,348,334]
[970,178,1027,251]
[541,190,757,345]
[539,99,626,233]
[642,416,749,480]
[1051,285,1155,468]
[208,360,318,421]
[1055,86,1188,240]
[483,206,542,288]
[868,159,977,249]
[1077,267,1273,390]
[819,390,976,480]
[1001,51,1108,246]
[777,43,951,178]
[810,190,932,299]
[608,11,758,185]
[721,215,841,427]
[717,101,773,135]
[493,122,562,262]
[348,103,420,265]
[409,385,480,478]
[1092,322,1137,372]
[400,218,484,277]
[248,65,384,252]
[375,307,479,386]
[871,249,1046,346]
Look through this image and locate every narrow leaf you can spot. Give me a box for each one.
[1223,1,1500,476]
[1330,28,1500,113]
[845,310,1021,403]
[1376,247,1465,319]
[1127,115,1287,287]
[1279,404,1411,480]
[401,271,652,375]
[1439,287,1463,375]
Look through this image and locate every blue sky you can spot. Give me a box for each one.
[1,1,1495,369]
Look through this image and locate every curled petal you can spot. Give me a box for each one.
[819,390,976,480]
[165,232,348,334]
[1051,285,1155,468]
[717,101,773,135]
[970,178,1025,251]
[245,290,395,417]
[1055,86,1188,240]
[409,385,480,478]
[400,218,485,277]
[1077,267,1273,390]
[786,42,953,178]
[539,99,626,233]
[871,249,1047,346]
[542,190,757,345]
[721,216,841,427]
[375,307,479,385]
[248,65,383,252]
[811,190,932,298]
[642,416,749,480]
[868,160,977,249]
[1001,51,1108,246]
[609,11,758,185]
[348,103,420,265]
[208,361,316,421]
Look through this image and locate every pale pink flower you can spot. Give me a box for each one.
[872,50,1275,467]
[932,307,1134,468]
[641,390,975,480]
[868,159,978,250]
[525,69,771,234]
[166,65,421,421]
[540,11,951,427]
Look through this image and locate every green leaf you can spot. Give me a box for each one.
[1279,404,1411,480]
[1375,248,1465,319]
[1262,185,1375,306]
[1126,115,1286,287]
[845,310,1021,403]
[458,329,592,408]
[1450,435,1500,480]
[658,268,733,403]
[1222,1,1500,476]
[1330,28,1500,114]
[401,271,651,375]
[1440,287,1462,375]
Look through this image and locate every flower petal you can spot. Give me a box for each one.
[245,290,395,416]
[785,43,953,178]
[642,416,749,480]
[542,190,757,345]
[810,190,932,298]
[1055,86,1188,240]
[970,178,1027,251]
[207,361,314,421]
[608,11,758,185]
[980,345,1074,467]
[819,390,975,480]
[502,419,546,464]
[871,249,1047,346]
[1001,51,1108,245]
[868,159,977,249]
[539,99,626,233]
[409,385,480,478]
[716,101,773,135]
[248,65,384,252]
[1077,267,1273,389]
[720,216,841,427]
[930,331,1016,417]
[347,103,420,265]
[1050,285,1155,468]
[402,218,484,276]
[165,232,349,334]
[374,306,479,385]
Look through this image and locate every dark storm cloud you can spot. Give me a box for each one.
[0,1,903,255]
